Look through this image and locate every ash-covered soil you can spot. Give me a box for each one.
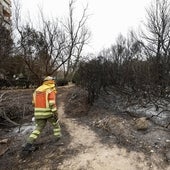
[0,85,169,170]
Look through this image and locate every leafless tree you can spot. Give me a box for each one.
[143,0,170,56]
[0,22,13,79]
[13,0,90,83]
[61,0,91,80]
[13,1,66,83]
[142,0,170,90]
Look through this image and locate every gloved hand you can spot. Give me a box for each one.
[32,117,35,122]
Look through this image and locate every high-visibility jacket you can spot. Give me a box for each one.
[32,80,57,119]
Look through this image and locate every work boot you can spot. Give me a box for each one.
[52,134,64,146]
[54,133,62,142]
[23,143,36,151]
[21,143,36,157]
[56,137,61,142]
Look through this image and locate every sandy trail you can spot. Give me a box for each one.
[57,101,164,170]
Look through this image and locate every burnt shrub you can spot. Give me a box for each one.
[13,78,31,88]
[0,79,11,89]
[74,57,111,105]
[56,79,69,86]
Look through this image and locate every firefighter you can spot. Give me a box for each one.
[22,76,61,153]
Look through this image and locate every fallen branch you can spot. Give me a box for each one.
[0,92,7,103]
[0,139,9,144]
[2,112,19,126]
[165,123,170,128]
[0,146,9,156]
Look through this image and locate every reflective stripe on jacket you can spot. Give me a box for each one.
[33,81,57,119]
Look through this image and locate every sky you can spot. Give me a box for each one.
[17,0,153,54]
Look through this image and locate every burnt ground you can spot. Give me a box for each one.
[0,85,169,170]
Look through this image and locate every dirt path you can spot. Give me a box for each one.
[57,99,166,170]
